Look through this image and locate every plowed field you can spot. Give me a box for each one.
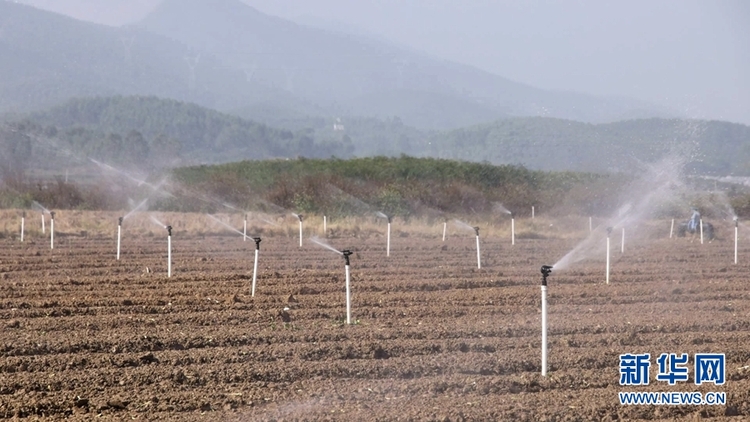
[1,215,748,420]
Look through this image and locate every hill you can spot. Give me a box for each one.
[137,0,673,128]
[425,117,750,175]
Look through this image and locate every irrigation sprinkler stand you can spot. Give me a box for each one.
[41,212,45,234]
[511,212,515,246]
[532,206,535,219]
[21,211,25,242]
[244,214,247,242]
[252,237,261,296]
[606,227,612,284]
[442,219,447,242]
[166,225,173,278]
[735,218,739,265]
[540,265,552,377]
[589,216,593,233]
[670,218,675,239]
[50,211,56,250]
[117,217,123,260]
[474,227,481,269]
[297,214,304,248]
[700,219,704,244]
[323,215,327,237]
[386,215,392,257]
[343,250,353,324]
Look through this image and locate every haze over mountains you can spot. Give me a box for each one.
[1,0,748,177]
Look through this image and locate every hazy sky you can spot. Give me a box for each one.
[16,0,750,124]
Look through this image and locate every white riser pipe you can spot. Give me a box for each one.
[252,249,259,296]
[511,218,515,246]
[606,236,610,284]
[670,219,674,238]
[476,235,481,269]
[345,264,351,324]
[20,217,24,242]
[442,222,447,242]
[117,225,121,260]
[167,235,172,278]
[386,222,391,257]
[541,285,547,376]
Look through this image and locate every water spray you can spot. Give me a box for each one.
[50,211,56,250]
[670,218,675,239]
[252,237,261,296]
[606,227,612,284]
[117,216,123,260]
[540,265,552,376]
[735,217,739,265]
[474,226,481,269]
[166,225,173,278]
[343,250,353,324]
[20,211,25,242]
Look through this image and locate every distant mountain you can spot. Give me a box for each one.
[138,0,674,128]
[0,1,289,114]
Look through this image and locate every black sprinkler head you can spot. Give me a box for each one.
[22,211,26,218]
[541,265,553,285]
[510,212,514,219]
[118,217,123,225]
[473,226,480,236]
[50,211,56,219]
[297,214,304,222]
[244,214,248,220]
[166,225,173,236]
[253,237,262,249]
[342,249,353,266]
[735,218,739,228]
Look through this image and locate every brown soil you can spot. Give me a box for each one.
[0,220,748,420]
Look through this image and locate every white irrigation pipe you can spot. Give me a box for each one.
[41,212,45,234]
[299,219,303,248]
[532,206,535,219]
[117,217,122,260]
[323,215,327,236]
[511,216,516,246]
[50,211,55,250]
[167,226,172,278]
[20,212,25,242]
[243,214,247,242]
[474,227,481,269]
[540,265,552,377]
[589,216,593,233]
[442,221,447,242]
[252,237,261,297]
[606,228,611,284]
[343,251,353,324]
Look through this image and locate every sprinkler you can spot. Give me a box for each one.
[606,227,612,284]
[735,217,739,265]
[442,217,448,242]
[474,226,481,269]
[244,214,248,242]
[294,213,304,248]
[323,215,327,237]
[50,211,56,250]
[377,212,392,257]
[540,265,553,376]
[20,211,25,243]
[117,216,123,260]
[510,212,515,246]
[342,249,353,324]
[252,237,261,296]
[41,211,45,234]
[532,206,535,219]
[166,225,173,278]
